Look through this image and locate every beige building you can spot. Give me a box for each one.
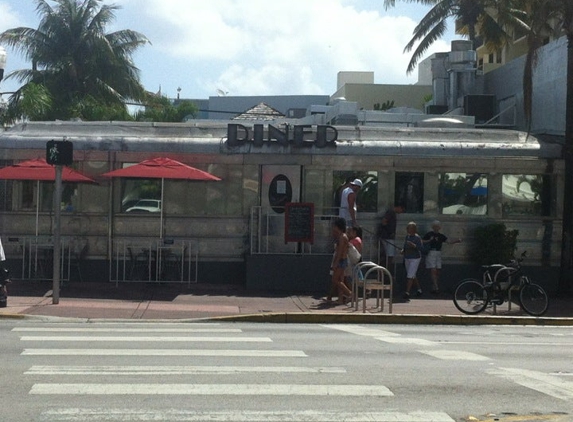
[331,71,432,112]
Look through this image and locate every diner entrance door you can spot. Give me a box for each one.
[259,165,301,253]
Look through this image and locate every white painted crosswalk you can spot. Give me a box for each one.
[22,348,306,356]
[30,383,394,396]
[25,365,346,375]
[13,323,458,421]
[39,409,456,421]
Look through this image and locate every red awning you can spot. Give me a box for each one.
[0,158,96,183]
[101,157,221,181]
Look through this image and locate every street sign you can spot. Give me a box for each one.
[46,140,73,166]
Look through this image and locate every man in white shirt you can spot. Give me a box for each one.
[338,178,362,227]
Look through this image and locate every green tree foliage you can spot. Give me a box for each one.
[469,223,518,266]
[0,0,149,123]
[383,0,523,74]
[373,100,395,111]
[135,95,198,122]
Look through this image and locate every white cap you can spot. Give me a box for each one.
[351,179,363,188]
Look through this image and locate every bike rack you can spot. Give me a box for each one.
[351,261,393,313]
[491,265,519,314]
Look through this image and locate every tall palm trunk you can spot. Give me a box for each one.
[559,33,573,294]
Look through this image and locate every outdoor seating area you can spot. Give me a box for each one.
[110,238,198,286]
[3,236,91,282]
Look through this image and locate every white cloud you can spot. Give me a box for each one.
[2,0,456,97]
[120,0,452,96]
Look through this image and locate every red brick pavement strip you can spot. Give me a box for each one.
[0,281,572,324]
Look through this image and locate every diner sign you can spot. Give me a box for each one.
[285,202,314,244]
[226,123,337,148]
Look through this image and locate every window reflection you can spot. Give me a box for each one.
[502,174,544,216]
[332,171,378,213]
[395,172,424,213]
[439,173,487,215]
[121,179,161,213]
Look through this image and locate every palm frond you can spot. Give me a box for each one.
[406,21,447,74]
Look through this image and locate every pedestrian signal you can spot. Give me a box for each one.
[46,140,73,166]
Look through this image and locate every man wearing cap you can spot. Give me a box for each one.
[339,178,362,227]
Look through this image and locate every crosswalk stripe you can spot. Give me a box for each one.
[489,367,573,401]
[22,349,307,357]
[13,327,242,333]
[40,409,455,421]
[30,383,394,396]
[322,324,401,337]
[19,336,271,342]
[419,350,490,361]
[376,337,437,346]
[324,325,438,346]
[26,365,345,375]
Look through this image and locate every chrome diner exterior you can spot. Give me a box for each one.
[0,119,564,292]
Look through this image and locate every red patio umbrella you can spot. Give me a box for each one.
[0,158,96,236]
[101,157,221,238]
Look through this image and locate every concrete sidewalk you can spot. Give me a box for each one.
[1,280,572,325]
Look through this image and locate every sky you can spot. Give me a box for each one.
[0,0,457,101]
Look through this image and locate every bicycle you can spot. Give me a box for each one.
[453,251,549,316]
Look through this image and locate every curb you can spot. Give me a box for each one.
[205,312,573,326]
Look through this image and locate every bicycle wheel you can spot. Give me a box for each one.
[453,279,489,314]
[519,282,549,316]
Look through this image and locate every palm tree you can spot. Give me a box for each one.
[0,0,149,121]
[520,0,573,293]
[383,0,522,74]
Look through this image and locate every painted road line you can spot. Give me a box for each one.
[376,337,437,346]
[323,324,401,337]
[25,365,346,375]
[19,336,271,342]
[30,383,394,396]
[489,367,573,401]
[13,327,242,333]
[22,349,307,357]
[420,350,490,361]
[325,325,438,346]
[441,341,573,346]
[40,409,455,421]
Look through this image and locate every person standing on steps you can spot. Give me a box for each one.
[422,220,462,294]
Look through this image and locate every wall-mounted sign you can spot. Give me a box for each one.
[285,202,314,244]
[227,123,337,148]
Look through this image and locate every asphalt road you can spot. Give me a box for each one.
[1,320,572,421]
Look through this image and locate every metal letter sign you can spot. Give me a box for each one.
[46,140,73,166]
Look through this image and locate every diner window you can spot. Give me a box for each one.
[121,179,161,213]
[21,181,35,210]
[0,180,9,211]
[395,172,424,213]
[333,171,378,213]
[9,181,77,212]
[502,174,548,217]
[439,173,488,215]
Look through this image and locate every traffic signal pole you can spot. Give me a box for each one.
[52,165,62,304]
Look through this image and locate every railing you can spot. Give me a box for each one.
[110,238,199,286]
[5,236,71,281]
[249,206,381,262]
